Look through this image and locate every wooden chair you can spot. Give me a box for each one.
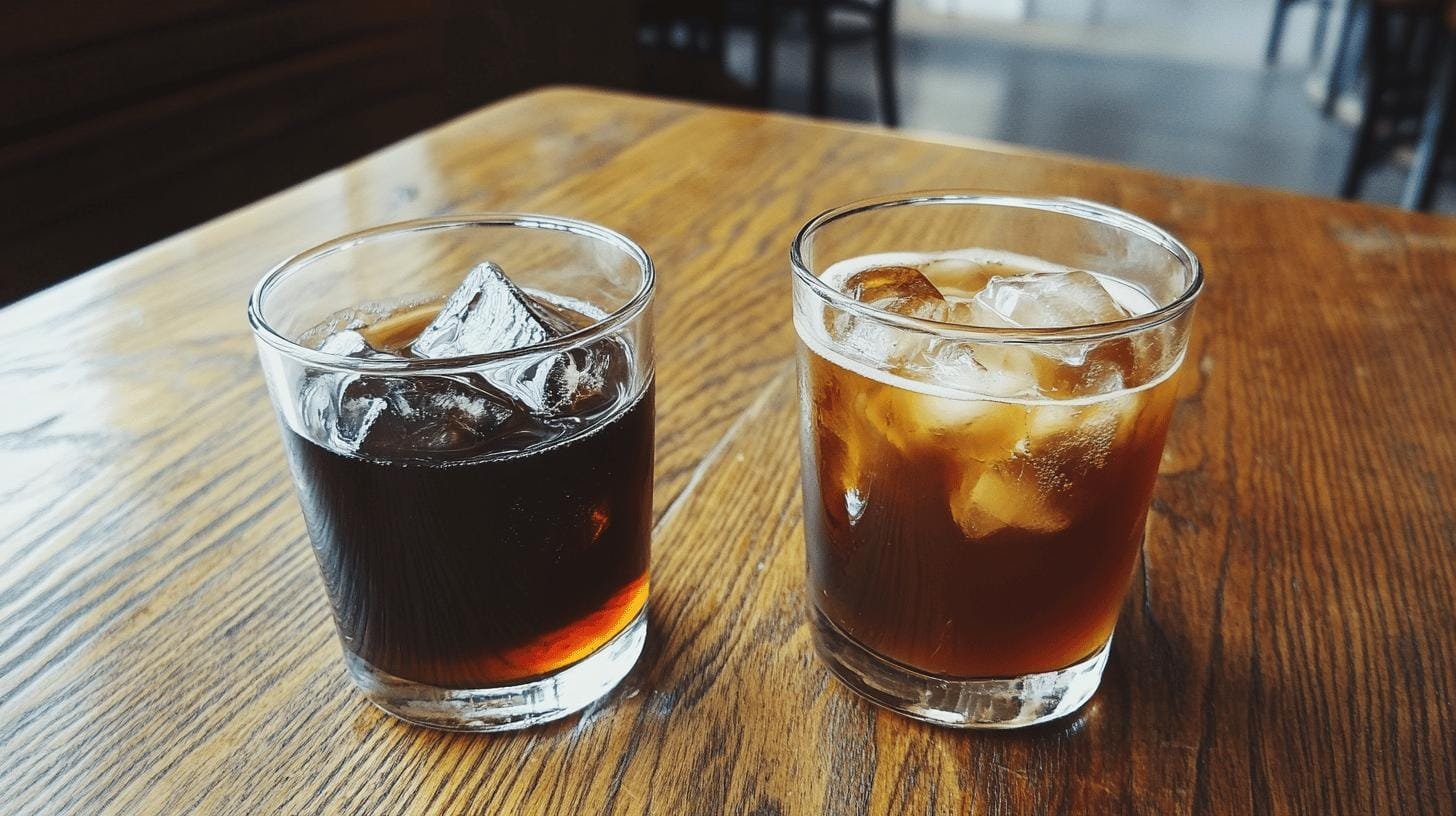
[1266,0,1366,119]
[1399,4,1456,208]
[1339,0,1450,202]
[748,0,899,126]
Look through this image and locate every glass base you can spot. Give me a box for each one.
[343,608,646,732]
[812,605,1109,729]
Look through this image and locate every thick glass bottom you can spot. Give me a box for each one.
[812,605,1108,729]
[343,608,646,732]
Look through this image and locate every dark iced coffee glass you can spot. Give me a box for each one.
[249,216,654,731]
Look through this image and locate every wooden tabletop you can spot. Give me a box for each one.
[2,88,1453,815]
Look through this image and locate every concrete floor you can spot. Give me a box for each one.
[729,0,1455,212]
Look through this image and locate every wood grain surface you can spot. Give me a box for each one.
[1,88,1453,815]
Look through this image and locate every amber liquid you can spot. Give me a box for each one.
[800,342,1179,678]
[283,306,652,688]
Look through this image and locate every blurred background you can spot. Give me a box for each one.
[5,0,1454,303]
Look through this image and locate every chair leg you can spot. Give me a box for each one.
[874,3,899,126]
[809,0,829,116]
[1324,1,1366,116]
[1266,0,1291,66]
[1340,8,1386,198]
[1311,0,1334,64]
[1340,84,1380,198]
[1403,34,1455,210]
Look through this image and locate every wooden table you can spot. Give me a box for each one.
[1,88,1452,815]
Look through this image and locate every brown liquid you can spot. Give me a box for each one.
[283,305,652,688]
[799,342,1178,677]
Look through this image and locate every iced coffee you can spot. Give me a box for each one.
[251,216,655,732]
[792,195,1201,727]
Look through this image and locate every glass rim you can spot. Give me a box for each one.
[790,192,1204,344]
[247,214,655,373]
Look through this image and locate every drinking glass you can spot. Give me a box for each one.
[792,193,1201,728]
[249,215,655,731]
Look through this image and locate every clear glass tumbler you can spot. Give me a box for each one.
[249,215,655,731]
[791,193,1201,728]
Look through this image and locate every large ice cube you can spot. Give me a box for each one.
[361,376,518,457]
[403,261,625,420]
[302,329,401,449]
[1013,396,1149,518]
[514,339,628,418]
[964,270,1138,393]
[946,386,1145,539]
[969,270,1131,329]
[838,264,947,319]
[301,325,523,457]
[303,372,519,458]
[1034,347,1129,395]
[804,356,872,532]
[917,339,1041,400]
[924,396,1028,460]
[1024,404,1117,493]
[950,458,1072,538]
[411,262,571,359]
[825,265,950,368]
[875,384,1029,459]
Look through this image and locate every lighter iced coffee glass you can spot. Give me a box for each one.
[792,194,1202,728]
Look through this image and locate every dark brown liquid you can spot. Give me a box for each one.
[283,306,652,688]
[800,342,1178,678]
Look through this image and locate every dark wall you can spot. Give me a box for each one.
[0,0,644,304]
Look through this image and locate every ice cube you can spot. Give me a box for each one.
[951,458,1072,538]
[1025,402,1090,443]
[514,339,628,418]
[827,430,871,529]
[921,257,1000,297]
[300,329,405,449]
[867,373,1030,457]
[317,329,391,358]
[411,262,571,359]
[824,265,951,368]
[917,340,1040,399]
[962,270,1137,394]
[862,388,913,451]
[300,371,519,458]
[946,396,1143,538]
[823,311,897,365]
[342,375,517,457]
[914,394,1028,461]
[1034,346,1130,395]
[940,300,995,327]
[844,487,867,524]
[970,270,1131,329]
[1020,400,1128,498]
[299,369,368,452]
[841,264,942,304]
[838,265,948,320]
